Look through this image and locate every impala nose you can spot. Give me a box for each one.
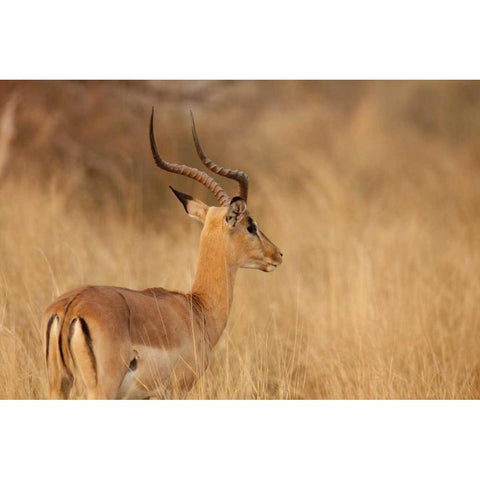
[275,250,283,265]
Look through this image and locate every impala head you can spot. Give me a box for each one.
[150,108,283,272]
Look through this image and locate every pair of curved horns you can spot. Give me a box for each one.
[149,108,248,206]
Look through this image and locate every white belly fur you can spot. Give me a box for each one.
[118,344,206,399]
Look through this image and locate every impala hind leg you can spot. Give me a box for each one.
[85,360,132,399]
[83,365,131,399]
[69,317,130,399]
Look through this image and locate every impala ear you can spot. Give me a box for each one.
[226,196,247,228]
[170,187,208,224]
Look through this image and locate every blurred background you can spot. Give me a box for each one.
[1,80,480,399]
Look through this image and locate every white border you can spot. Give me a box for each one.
[1,1,480,78]
[1,401,479,479]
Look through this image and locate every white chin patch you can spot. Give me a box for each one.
[242,262,261,269]
[242,262,276,272]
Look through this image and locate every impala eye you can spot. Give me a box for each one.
[247,217,257,235]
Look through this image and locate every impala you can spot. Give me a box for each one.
[41,109,283,399]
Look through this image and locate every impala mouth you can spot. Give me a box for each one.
[265,262,280,272]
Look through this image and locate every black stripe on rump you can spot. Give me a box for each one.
[45,314,57,360]
[68,317,97,382]
[58,322,66,367]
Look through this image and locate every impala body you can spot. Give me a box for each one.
[42,110,282,399]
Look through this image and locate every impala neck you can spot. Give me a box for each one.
[191,227,238,347]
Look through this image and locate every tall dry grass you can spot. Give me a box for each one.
[1,80,480,399]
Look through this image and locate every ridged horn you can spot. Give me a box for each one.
[190,111,249,202]
[150,108,230,206]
